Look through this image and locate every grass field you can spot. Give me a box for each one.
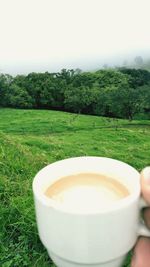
[0,108,150,267]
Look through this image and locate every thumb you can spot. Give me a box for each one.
[141,167,150,205]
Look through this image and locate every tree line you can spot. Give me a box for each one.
[0,68,150,120]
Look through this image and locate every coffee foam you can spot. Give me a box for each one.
[44,173,129,212]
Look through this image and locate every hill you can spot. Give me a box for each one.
[0,108,150,267]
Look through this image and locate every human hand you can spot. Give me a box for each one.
[131,167,150,267]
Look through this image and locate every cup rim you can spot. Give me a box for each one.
[32,156,141,215]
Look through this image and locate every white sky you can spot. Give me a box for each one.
[0,0,150,74]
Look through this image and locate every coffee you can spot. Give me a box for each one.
[44,173,129,212]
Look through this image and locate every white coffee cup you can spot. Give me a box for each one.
[32,157,150,267]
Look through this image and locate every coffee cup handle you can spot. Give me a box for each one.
[138,197,150,237]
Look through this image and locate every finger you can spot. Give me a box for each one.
[131,237,150,267]
[141,167,150,205]
[143,208,150,229]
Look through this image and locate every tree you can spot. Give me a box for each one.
[103,64,109,69]
[0,74,7,106]
[95,69,129,88]
[119,68,150,88]
[0,68,149,120]
[107,85,146,120]
[56,69,76,85]
[134,56,143,66]
[0,74,13,106]
[64,85,93,114]
[138,84,150,112]
[122,60,128,67]
[7,84,33,108]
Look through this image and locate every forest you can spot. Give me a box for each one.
[0,68,150,120]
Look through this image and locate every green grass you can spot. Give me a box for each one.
[0,108,150,267]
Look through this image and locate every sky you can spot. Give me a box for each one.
[0,0,150,75]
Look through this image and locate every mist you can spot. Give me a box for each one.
[0,0,150,75]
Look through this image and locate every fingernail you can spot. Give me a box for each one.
[142,167,150,185]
